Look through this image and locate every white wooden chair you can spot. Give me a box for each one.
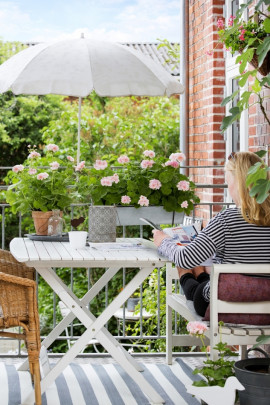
[166,263,270,362]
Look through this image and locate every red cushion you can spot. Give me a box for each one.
[203,273,270,325]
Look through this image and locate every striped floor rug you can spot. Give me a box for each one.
[0,358,201,405]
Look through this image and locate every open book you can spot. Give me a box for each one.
[139,217,198,243]
[140,217,213,266]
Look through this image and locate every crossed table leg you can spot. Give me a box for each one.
[21,265,165,405]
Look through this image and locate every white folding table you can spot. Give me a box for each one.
[10,237,169,404]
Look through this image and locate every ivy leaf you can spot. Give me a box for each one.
[246,161,266,186]
[249,179,270,203]
[239,91,252,109]
[257,37,270,67]
[221,90,239,107]
[220,107,241,132]
[260,75,270,87]
[264,17,270,34]
[255,150,267,158]
[255,0,270,10]
[252,78,261,93]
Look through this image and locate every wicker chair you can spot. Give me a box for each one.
[0,250,41,405]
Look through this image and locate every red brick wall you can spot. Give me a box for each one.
[188,0,226,220]
[247,2,270,155]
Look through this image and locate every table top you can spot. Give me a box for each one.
[10,237,167,268]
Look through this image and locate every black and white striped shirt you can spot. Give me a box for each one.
[158,207,270,268]
[158,208,270,302]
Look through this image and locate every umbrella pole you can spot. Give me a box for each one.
[77,96,82,163]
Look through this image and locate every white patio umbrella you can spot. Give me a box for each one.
[0,36,184,162]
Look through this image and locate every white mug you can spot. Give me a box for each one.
[68,231,88,249]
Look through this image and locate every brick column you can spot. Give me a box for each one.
[188,0,226,220]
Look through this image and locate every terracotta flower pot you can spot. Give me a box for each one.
[32,211,54,235]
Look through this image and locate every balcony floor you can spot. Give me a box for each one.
[0,354,214,404]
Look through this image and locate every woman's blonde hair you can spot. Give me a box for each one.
[226,151,270,226]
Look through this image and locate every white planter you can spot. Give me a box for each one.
[116,206,185,226]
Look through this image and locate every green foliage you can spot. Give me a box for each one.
[252,334,270,349]
[246,157,270,203]
[125,267,188,352]
[192,329,238,388]
[5,144,79,213]
[41,95,180,162]
[0,92,65,171]
[217,1,270,132]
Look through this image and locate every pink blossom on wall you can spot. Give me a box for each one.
[181,200,188,208]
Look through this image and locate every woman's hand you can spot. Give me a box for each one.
[152,229,170,247]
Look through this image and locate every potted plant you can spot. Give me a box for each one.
[76,150,199,241]
[5,143,83,235]
[185,321,240,405]
[77,149,199,213]
[214,0,270,132]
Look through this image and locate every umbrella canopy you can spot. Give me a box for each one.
[0,37,184,161]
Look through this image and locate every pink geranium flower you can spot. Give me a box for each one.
[187,321,208,336]
[138,195,149,207]
[143,150,155,158]
[228,15,236,27]
[12,164,24,173]
[181,200,189,208]
[169,153,186,162]
[28,168,37,175]
[94,160,108,170]
[165,160,180,168]
[140,160,154,169]
[121,195,131,204]
[149,179,162,190]
[75,161,85,172]
[112,173,120,184]
[67,156,74,162]
[177,180,190,191]
[117,155,130,164]
[50,161,60,170]
[37,172,49,180]
[46,144,59,152]
[28,151,41,159]
[101,176,113,186]
[239,29,246,41]
[217,18,224,29]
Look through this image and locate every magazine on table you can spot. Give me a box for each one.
[140,217,213,266]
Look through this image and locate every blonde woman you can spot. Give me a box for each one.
[153,151,270,317]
